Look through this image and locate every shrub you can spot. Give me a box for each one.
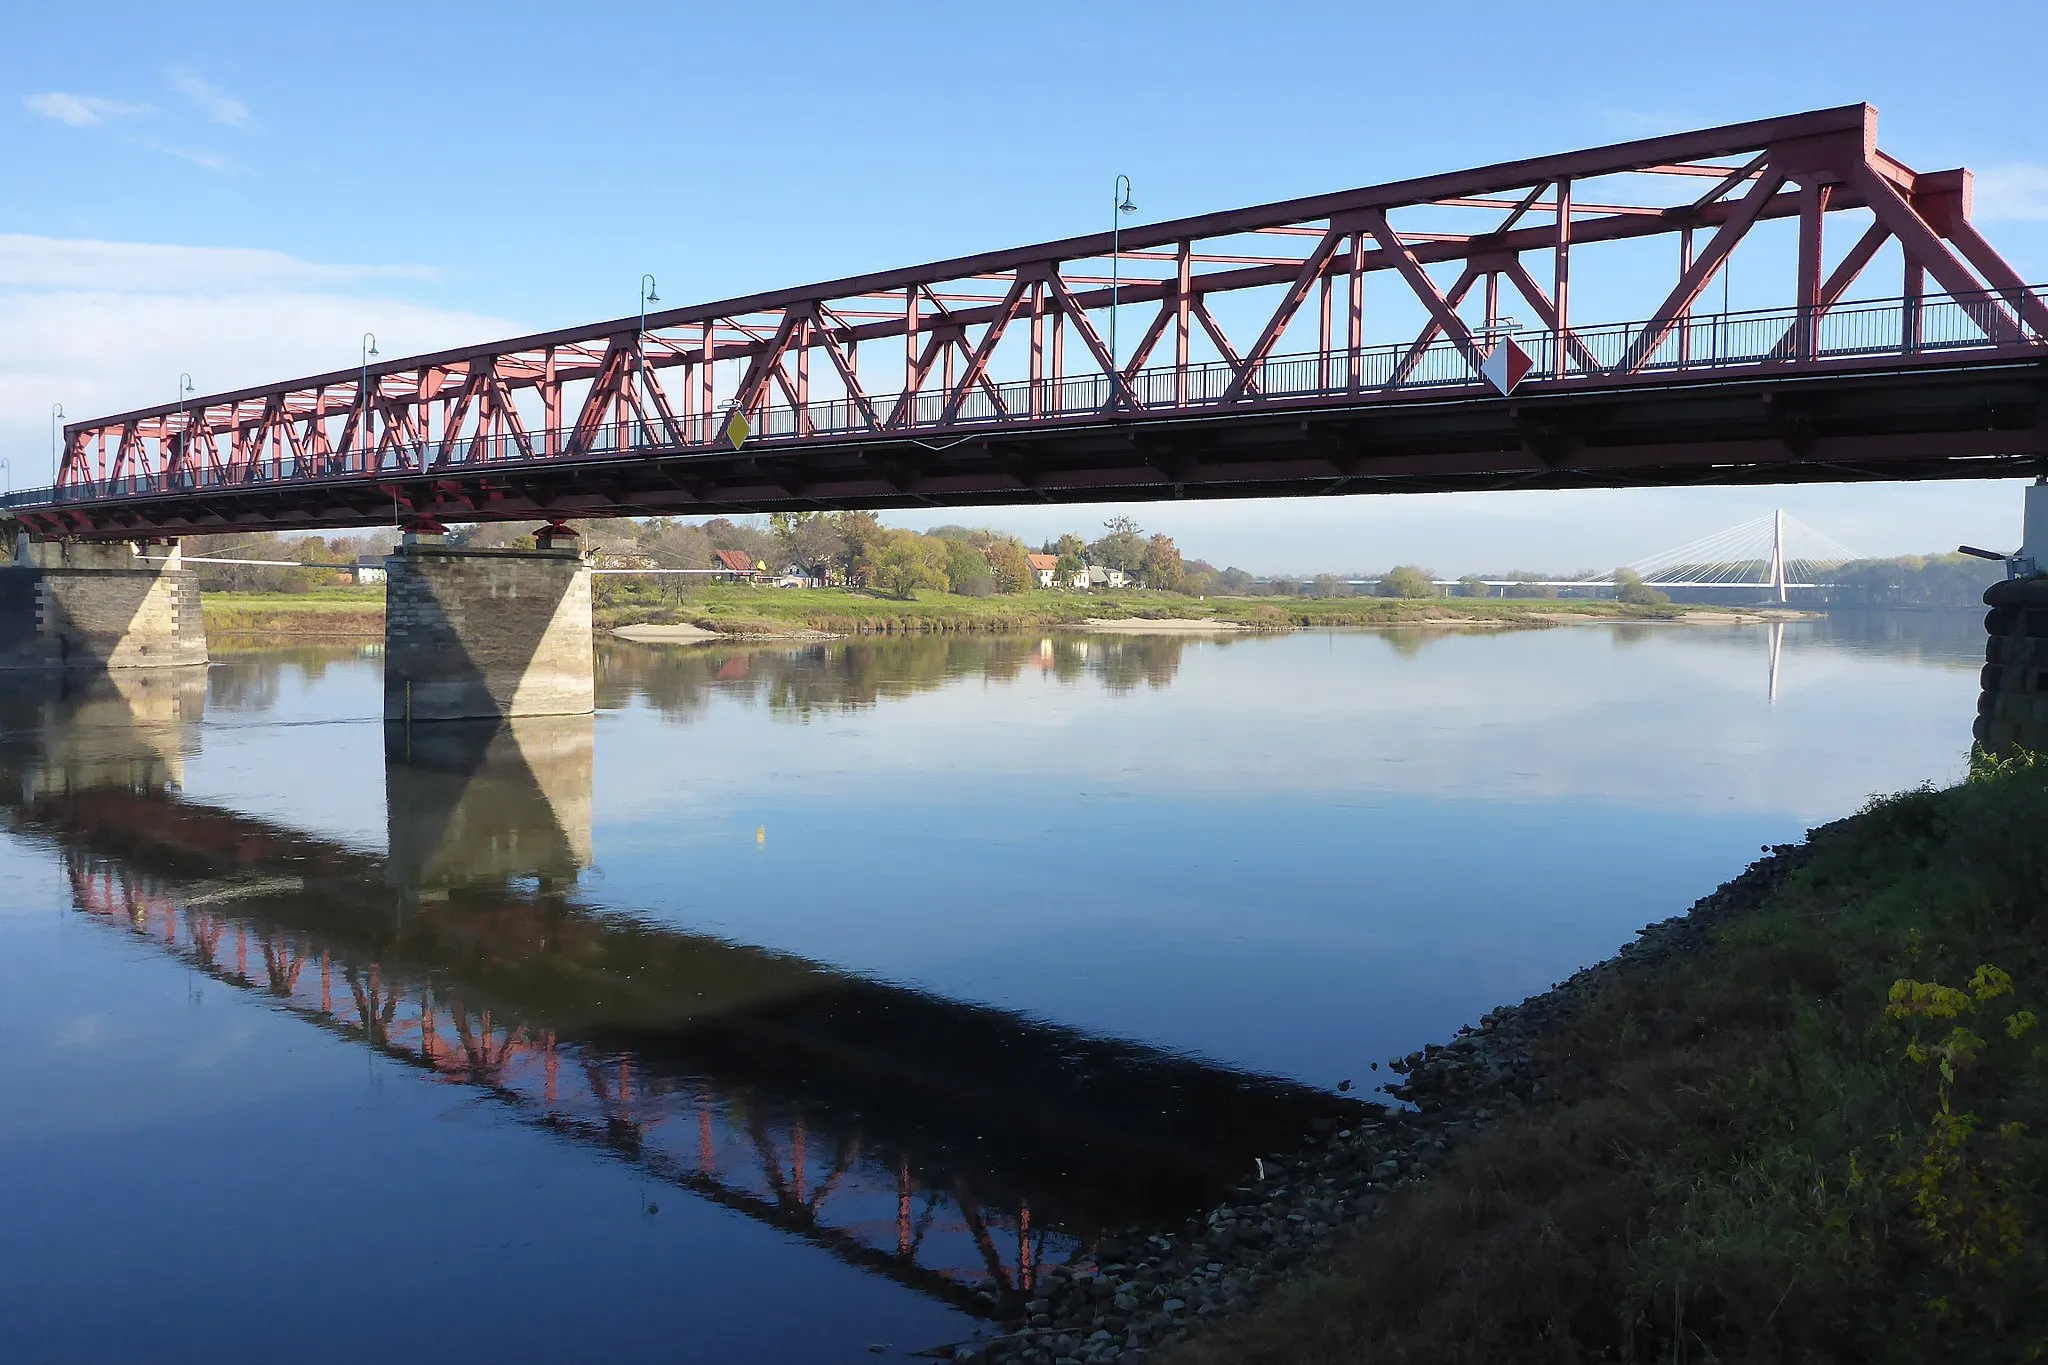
[1377,565,1437,598]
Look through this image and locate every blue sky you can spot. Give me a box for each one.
[4,0,2046,573]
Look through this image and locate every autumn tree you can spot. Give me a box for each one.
[1140,533,1186,592]
[983,537,1035,594]
[871,530,950,598]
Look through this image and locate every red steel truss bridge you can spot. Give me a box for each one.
[27,102,2048,539]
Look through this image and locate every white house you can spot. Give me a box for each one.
[352,555,387,585]
[1026,553,1059,588]
[1072,565,1128,590]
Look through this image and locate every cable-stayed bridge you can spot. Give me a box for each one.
[1457,509,1858,598]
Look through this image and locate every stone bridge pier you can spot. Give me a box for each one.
[384,525,594,724]
[0,534,206,671]
[1977,480,2048,756]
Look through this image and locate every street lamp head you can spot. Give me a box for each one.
[1115,174,1136,214]
[642,274,660,305]
[179,373,195,396]
[362,333,379,359]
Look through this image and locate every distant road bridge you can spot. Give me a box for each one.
[1437,508,1858,598]
[21,102,2048,540]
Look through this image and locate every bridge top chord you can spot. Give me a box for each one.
[26,102,2048,540]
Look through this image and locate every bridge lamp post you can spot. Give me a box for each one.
[1109,175,1137,401]
[50,402,64,494]
[359,334,379,470]
[638,275,659,444]
[176,373,195,483]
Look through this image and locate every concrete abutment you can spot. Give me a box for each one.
[384,530,594,723]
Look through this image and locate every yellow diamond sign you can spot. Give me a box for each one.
[725,409,752,449]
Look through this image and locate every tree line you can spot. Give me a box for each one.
[1817,553,2004,609]
[545,512,1218,600]
[179,520,2001,610]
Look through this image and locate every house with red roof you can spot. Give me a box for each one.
[712,548,758,577]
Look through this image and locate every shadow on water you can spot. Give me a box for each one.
[0,656,1358,1318]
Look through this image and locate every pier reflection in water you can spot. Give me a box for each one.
[2,660,1353,1330]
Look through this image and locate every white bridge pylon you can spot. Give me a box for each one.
[1458,509,1858,600]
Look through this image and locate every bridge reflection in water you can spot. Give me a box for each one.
[0,659,1353,1318]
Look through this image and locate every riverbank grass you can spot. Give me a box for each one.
[1166,755,2048,1363]
[195,579,1706,638]
[591,581,1689,635]
[202,587,385,636]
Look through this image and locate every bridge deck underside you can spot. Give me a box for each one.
[37,357,2048,537]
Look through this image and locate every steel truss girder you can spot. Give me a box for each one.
[51,103,2047,519]
[28,354,2047,541]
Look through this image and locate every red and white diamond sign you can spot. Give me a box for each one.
[1480,338,1532,395]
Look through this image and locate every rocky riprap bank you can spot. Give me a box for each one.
[928,843,1808,1365]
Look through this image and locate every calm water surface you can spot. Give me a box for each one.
[0,615,1983,1363]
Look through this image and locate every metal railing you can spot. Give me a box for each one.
[31,285,2047,508]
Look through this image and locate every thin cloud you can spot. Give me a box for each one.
[169,72,249,127]
[0,249,517,465]
[0,235,436,292]
[1973,164,2048,222]
[23,92,153,128]
[137,140,239,174]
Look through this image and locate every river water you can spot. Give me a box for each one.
[0,614,1984,1363]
